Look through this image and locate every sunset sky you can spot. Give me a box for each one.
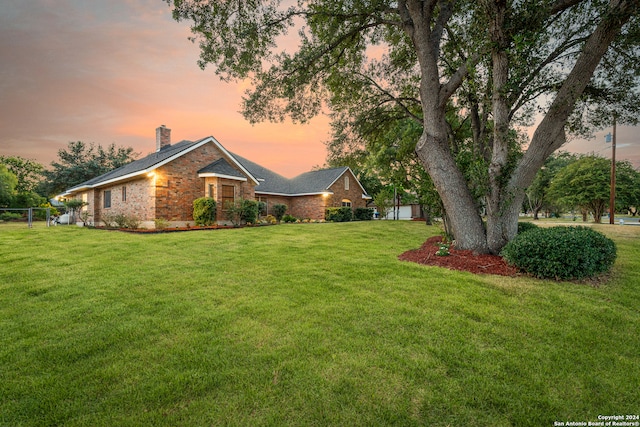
[0,0,638,179]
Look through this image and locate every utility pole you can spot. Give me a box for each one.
[609,115,617,225]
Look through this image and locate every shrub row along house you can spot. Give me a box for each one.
[60,126,370,227]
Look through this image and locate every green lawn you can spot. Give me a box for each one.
[1,221,638,426]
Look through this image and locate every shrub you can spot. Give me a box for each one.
[100,212,116,228]
[272,204,287,222]
[154,218,169,230]
[193,197,217,226]
[257,201,267,216]
[354,207,374,221]
[0,212,22,221]
[282,214,297,223]
[112,213,140,229]
[517,221,539,234]
[326,206,353,222]
[240,199,259,224]
[265,214,277,224]
[501,226,617,280]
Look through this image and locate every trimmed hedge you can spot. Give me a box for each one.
[354,207,374,221]
[326,207,353,222]
[501,226,616,280]
[517,221,539,234]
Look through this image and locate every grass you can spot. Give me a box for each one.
[1,221,639,426]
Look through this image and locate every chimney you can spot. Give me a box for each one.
[156,125,171,151]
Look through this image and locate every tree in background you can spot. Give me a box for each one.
[0,164,18,208]
[372,187,395,220]
[525,152,578,220]
[548,155,640,223]
[42,141,137,196]
[0,156,44,195]
[0,156,47,208]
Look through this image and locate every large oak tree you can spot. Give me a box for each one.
[167,0,639,253]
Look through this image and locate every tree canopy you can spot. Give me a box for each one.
[0,164,18,208]
[42,141,138,196]
[548,155,640,222]
[167,0,640,253]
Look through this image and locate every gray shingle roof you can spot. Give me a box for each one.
[63,136,368,198]
[65,139,201,192]
[198,158,246,179]
[231,153,356,195]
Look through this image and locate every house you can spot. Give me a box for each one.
[61,126,370,227]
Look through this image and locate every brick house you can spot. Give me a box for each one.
[61,126,370,227]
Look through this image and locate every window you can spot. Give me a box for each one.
[344,175,350,190]
[122,186,127,202]
[222,185,235,209]
[342,199,352,207]
[208,184,214,198]
[104,190,111,208]
[82,193,88,211]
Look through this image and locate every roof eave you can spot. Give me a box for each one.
[198,172,247,182]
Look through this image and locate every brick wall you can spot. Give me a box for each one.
[256,195,291,217]
[152,145,254,224]
[325,170,367,211]
[290,195,326,220]
[94,178,155,225]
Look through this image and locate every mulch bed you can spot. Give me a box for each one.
[398,235,521,277]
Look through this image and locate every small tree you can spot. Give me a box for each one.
[272,204,287,223]
[373,188,394,220]
[63,199,88,224]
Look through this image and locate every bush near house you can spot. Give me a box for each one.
[193,197,217,226]
[502,226,616,280]
[326,206,353,222]
[354,207,374,221]
[272,204,287,222]
[240,200,259,224]
[282,214,297,223]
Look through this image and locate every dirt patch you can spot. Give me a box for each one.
[398,235,520,277]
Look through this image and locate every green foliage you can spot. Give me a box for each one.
[272,204,287,222]
[240,199,259,224]
[548,155,640,223]
[42,141,137,196]
[282,214,297,223]
[353,207,374,221]
[101,212,140,229]
[372,188,394,220]
[257,201,267,216]
[0,212,22,221]
[0,156,44,194]
[0,164,18,207]
[154,218,169,230]
[502,226,617,280]
[193,197,217,226]
[113,214,140,229]
[325,206,353,222]
[517,221,539,234]
[63,198,88,212]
